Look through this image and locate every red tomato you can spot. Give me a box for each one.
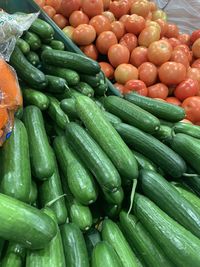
[166,97,181,106]
[96,31,117,55]
[170,49,189,69]
[53,14,68,29]
[158,62,187,85]
[102,0,110,10]
[130,0,150,18]
[190,29,200,45]
[130,46,148,67]
[182,96,200,123]
[119,33,138,52]
[167,38,181,48]
[147,40,172,66]
[174,78,199,101]
[178,34,190,46]
[72,24,96,45]
[109,0,130,19]
[89,15,111,35]
[111,21,125,40]
[80,44,98,60]
[45,0,61,11]
[69,11,89,27]
[42,5,56,18]
[108,44,130,67]
[34,0,45,7]
[114,63,138,84]
[125,14,145,35]
[148,83,168,99]
[192,59,200,69]
[155,19,167,37]
[138,62,157,86]
[152,10,167,21]
[125,79,148,95]
[187,67,200,89]
[165,23,179,38]
[119,14,130,24]
[138,26,160,47]
[82,0,104,18]
[192,38,200,59]
[102,11,116,22]
[58,0,81,17]
[114,82,125,93]
[99,62,114,79]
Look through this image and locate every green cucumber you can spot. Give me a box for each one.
[60,98,78,119]
[125,92,185,122]
[134,151,157,172]
[30,18,54,39]
[107,79,123,97]
[40,45,53,53]
[23,31,41,51]
[26,51,40,67]
[22,88,49,110]
[173,122,200,139]
[1,242,25,267]
[54,123,65,136]
[15,107,23,120]
[56,88,83,100]
[80,73,101,87]
[45,75,67,94]
[84,228,101,261]
[73,82,94,97]
[22,105,55,180]
[182,176,200,197]
[133,193,200,267]
[16,38,30,55]
[41,49,100,74]
[115,123,186,178]
[103,203,122,219]
[0,239,5,259]
[0,119,31,202]
[28,181,38,205]
[104,96,160,133]
[75,96,138,181]
[50,40,65,50]
[119,211,173,267]
[102,219,139,267]
[60,223,89,267]
[103,187,124,205]
[153,124,173,143]
[65,122,121,193]
[103,111,122,126]
[159,119,174,127]
[42,37,54,44]
[94,72,108,96]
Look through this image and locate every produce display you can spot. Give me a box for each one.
[0,1,200,266]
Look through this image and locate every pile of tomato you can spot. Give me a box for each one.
[35,0,200,125]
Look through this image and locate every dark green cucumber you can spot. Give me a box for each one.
[124,92,185,122]
[50,40,65,50]
[56,88,82,100]
[65,122,121,193]
[0,194,56,249]
[26,51,40,67]
[84,228,101,261]
[107,79,123,97]
[53,136,98,205]
[15,107,23,120]
[60,98,78,119]
[16,38,30,55]
[103,187,124,205]
[0,239,5,259]
[22,106,55,180]
[73,82,94,97]
[22,88,49,110]
[30,18,54,39]
[80,73,101,87]
[173,122,200,139]
[92,241,123,267]
[40,45,53,53]
[153,124,173,143]
[75,96,138,181]
[134,151,157,172]
[170,133,200,175]
[10,46,47,89]
[115,123,186,178]
[60,223,89,267]
[54,123,65,136]
[94,72,108,96]
[23,31,41,51]
[104,96,160,133]
[103,203,122,219]
[159,119,174,127]
[42,49,100,74]
[45,75,67,94]
[0,119,31,202]
[42,36,54,44]
[119,211,173,267]
[183,176,200,197]
[26,208,66,267]
[133,193,200,267]
[28,181,38,205]
[102,219,139,267]
[103,111,122,126]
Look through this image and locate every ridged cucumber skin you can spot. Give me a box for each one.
[153,125,173,143]
[30,18,54,39]
[115,123,186,178]
[22,88,49,110]
[73,82,94,97]
[134,151,157,172]
[75,96,138,181]
[26,51,40,67]
[0,119,31,203]
[60,98,77,119]
[173,122,200,139]
[182,176,200,197]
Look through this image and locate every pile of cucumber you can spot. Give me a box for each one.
[0,16,200,266]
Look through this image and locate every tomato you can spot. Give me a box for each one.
[80,44,98,60]
[102,11,116,22]
[166,97,181,106]
[130,46,148,67]
[72,24,96,45]
[167,38,181,48]
[82,0,104,18]
[69,11,89,27]
[96,31,118,54]
[182,96,200,123]
[109,0,130,19]
[165,23,179,38]
[125,14,145,35]
[89,15,111,35]
[138,62,157,86]
[174,78,199,101]
[190,29,200,45]
[147,40,172,66]
[119,33,137,52]
[62,26,74,39]
[102,0,110,10]
[111,21,125,40]
[170,49,189,69]
[155,19,167,37]
[130,0,150,18]
[145,20,161,32]
[192,38,200,59]
[192,59,200,69]
[138,26,160,47]
[53,14,68,29]
[114,63,138,84]
[149,1,157,12]
[158,62,187,85]
[119,14,130,24]
[99,62,114,79]
[58,0,81,17]
[108,44,130,67]
[174,44,191,62]
[180,119,193,124]
[148,83,168,99]
[34,0,45,7]
[124,79,148,96]
[152,10,167,21]
[178,34,190,46]
[42,5,56,18]
[114,82,125,93]
[45,0,61,11]
[187,67,200,89]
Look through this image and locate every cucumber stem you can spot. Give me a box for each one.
[183,173,200,178]
[45,194,66,207]
[127,179,138,215]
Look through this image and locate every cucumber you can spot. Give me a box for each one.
[183,176,200,197]
[94,72,108,96]
[104,96,160,133]
[153,124,173,143]
[1,242,25,267]
[134,151,157,172]
[103,187,124,205]
[10,46,47,90]
[159,119,174,127]
[42,36,54,44]
[75,96,138,181]
[173,122,200,139]
[26,51,40,67]
[56,88,83,100]
[30,18,54,39]
[41,49,101,74]
[103,111,122,126]
[40,45,53,53]
[103,203,122,219]
[16,38,30,55]
[65,122,121,193]
[119,211,173,267]
[0,119,31,202]
[22,105,55,180]
[60,223,89,267]
[23,31,41,51]
[170,133,200,174]
[84,228,101,261]
[26,208,66,267]
[60,98,78,119]
[50,40,65,50]
[22,88,49,110]
[73,82,94,97]
[107,79,123,97]
[28,181,38,205]
[125,92,185,122]
[102,219,139,267]
[45,75,67,94]
[115,123,186,178]
[0,194,56,249]
[92,241,123,267]
[0,239,5,259]
[54,123,65,136]
[133,193,200,267]
[80,73,101,87]
[15,107,23,120]
[53,136,98,205]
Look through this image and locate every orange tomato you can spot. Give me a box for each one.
[69,11,89,27]
[125,14,145,35]
[62,26,74,39]
[192,38,200,59]
[0,108,9,130]
[53,14,68,29]
[130,46,148,67]
[114,82,125,94]
[145,20,161,32]
[99,62,114,79]
[111,21,125,40]
[165,23,179,38]
[155,19,168,37]
[109,0,130,19]
[108,44,130,67]
[167,38,181,48]
[170,49,189,69]
[73,24,96,45]
[119,14,130,24]
[89,15,111,35]
[182,96,200,123]
[147,40,172,66]
[80,44,99,60]
[178,34,190,46]
[192,59,200,69]
[42,5,56,18]
[187,67,200,89]
[152,9,167,21]
[34,0,45,7]
[166,97,181,106]
[102,0,110,10]
[149,1,157,11]
[82,0,104,18]
[159,62,187,85]
[138,62,158,86]
[119,33,138,52]
[138,26,160,47]
[45,0,62,11]
[114,63,138,84]
[58,0,81,17]
[102,11,116,22]
[148,83,168,99]
[130,0,150,18]
[96,31,118,54]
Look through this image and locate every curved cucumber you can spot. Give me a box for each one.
[23,31,41,51]
[26,51,40,67]
[173,122,200,139]
[16,38,30,55]
[50,40,65,50]
[22,88,49,110]
[134,151,157,172]
[45,75,67,94]
[30,18,54,39]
